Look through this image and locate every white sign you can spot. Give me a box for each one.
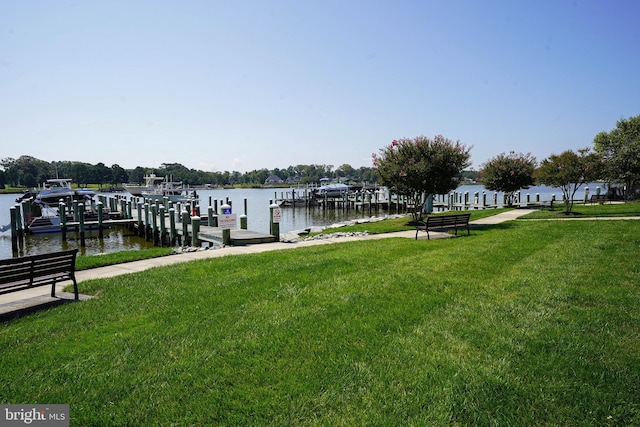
[219,213,237,229]
[272,208,282,223]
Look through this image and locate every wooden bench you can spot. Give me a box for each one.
[415,213,471,240]
[0,249,79,300]
[590,194,608,203]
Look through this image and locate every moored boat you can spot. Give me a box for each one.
[314,183,351,198]
[36,179,96,205]
[127,174,197,202]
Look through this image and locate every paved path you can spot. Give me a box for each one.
[0,208,612,319]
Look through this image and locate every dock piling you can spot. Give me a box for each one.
[97,201,104,239]
[191,216,200,247]
[78,203,86,247]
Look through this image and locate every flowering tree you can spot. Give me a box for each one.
[480,152,536,206]
[372,135,471,221]
[535,149,603,214]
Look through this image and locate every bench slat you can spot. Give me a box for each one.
[415,213,471,240]
[0,249,79,300]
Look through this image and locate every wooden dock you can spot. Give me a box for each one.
[127,205,278,246]
[8,195,278,255]
[188,226,276,246]
[57,218,276,246]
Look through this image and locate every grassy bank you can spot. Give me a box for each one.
[1,219,638,425]
[75,247,175,271]
[313,208,513,235]
[520,201,640,219]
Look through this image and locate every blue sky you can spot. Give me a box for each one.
[1,0,639,173]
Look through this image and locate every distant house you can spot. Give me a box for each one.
[285,176,301,184]
[264,175,284,185]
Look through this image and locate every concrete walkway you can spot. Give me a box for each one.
[0,208,546,319]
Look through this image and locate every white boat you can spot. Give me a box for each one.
[314,183,351,198]
[135,174,197,202]
[36,179,96,205]
[21,180,102,234]
[124,174,165,197]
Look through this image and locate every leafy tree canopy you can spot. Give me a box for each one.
[593,114,640,198]
[480,151,536,206]
[535,148,603,213]
[373,135,471,220]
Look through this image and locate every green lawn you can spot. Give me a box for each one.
[75,247,175,271]
[1,219,639,425]
[520,201,640,219]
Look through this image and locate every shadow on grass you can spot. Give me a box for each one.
[0,294,86,323]
[469,221,521,232]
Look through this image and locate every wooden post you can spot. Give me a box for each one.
[10,206,18,255]
[151,205,158,246]
[79,203,86,247]
[181,210,189,246]
[137,202,144,237]
[241,198,248,229]
[207,206,214,227]
[97,201,104,239]
[191,215,200,247]
[60,201,67,241]
[159,205,166,247]
[20,202,29,236]
[144,203,150,240]
[15,204,24,240]
[169,208,176,246]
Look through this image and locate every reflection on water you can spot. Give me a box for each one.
[5,226,156,258]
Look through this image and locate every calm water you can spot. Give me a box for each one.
[0,184,601,259]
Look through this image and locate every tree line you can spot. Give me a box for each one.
[0,159,382,189]
[0,157,484,190]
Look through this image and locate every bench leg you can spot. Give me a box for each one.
[72,278,79,301]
